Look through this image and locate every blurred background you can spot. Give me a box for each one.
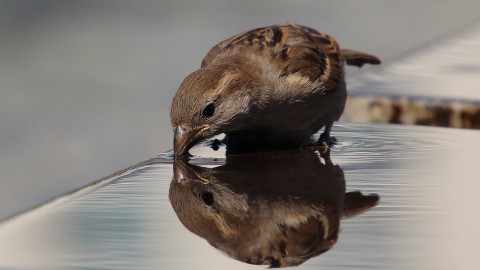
[1,0,480,220]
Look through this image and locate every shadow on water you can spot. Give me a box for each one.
[169,148,379,268]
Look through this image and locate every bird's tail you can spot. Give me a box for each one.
[340,49,381,68]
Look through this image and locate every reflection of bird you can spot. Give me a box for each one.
[170,23,381,156]
[169,149,379,267]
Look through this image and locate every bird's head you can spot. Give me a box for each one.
[170,62,263,156]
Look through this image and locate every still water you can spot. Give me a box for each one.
[0,124,479,269]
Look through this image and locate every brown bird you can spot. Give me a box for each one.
[169,149,379,267]
[170,23,381,156]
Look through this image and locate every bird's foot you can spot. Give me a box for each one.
[303,140,330,155]
[319,132,338,147]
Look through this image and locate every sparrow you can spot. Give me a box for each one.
[169,149,379,267]
[170,23,381,156]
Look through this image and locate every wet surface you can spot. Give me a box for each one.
[1,124,479,269]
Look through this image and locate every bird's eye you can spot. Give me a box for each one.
[201,191,214,206]
[202,103,215,118]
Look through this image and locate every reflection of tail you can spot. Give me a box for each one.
[341,49,382,68]
[343,191,379,218]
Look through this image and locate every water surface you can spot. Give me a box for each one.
[1,124,479,269]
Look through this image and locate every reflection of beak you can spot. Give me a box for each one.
[173,159,210,184]
[174,125,210,156]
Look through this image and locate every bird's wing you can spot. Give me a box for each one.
[201,23,344,93]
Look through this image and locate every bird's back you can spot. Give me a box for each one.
[201,23,344,93]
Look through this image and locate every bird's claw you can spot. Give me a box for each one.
[319,133,338,147]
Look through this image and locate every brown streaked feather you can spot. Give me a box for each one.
[201,23,344,93]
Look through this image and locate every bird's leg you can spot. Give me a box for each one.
[319,122,338,146]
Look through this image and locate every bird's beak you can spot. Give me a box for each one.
[174,124,210,156]
[173,159,209,184]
